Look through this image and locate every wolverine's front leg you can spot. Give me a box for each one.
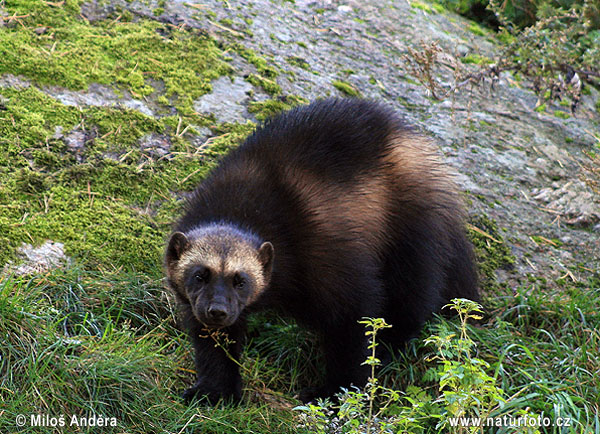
[183,322,245,405]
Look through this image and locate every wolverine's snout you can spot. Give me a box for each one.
[206,304,229,323]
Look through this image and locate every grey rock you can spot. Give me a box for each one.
[140,133,171,158]
[4,241,70,276]
[532,181,600,227]
[194,76,254,124]
[0,74,154,116]
[188,127,214,149]
[453,172,482,194]
[123,99,155,117]
[273,30,292,43]
[49,83,154,116]
[53,126,65,140]
[539,144,571,165]
[80,0,116,22]
[62,127,93,162]
[153,0,600,278]
[456,44,470,57]
[0,74,31,89]
[64,129,87,151]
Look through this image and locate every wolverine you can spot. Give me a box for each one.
[165,98,479,405]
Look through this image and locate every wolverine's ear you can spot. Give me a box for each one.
[166,232,190,266]
[258,242,274,278]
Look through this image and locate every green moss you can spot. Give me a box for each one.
[553,110,571,119]
[432,3,445,13]
[248,95,309,121]
[467,216,516,293]
[460,54,493,65]
[332,80,361,97]
[230,43,278,79]
[534,103,547,113]
[227,43,281,95]
[0,1,232,118]
[286,56,311,71]
[404,76,421,86]
[0,84,251,273]
[246,73,282,96]
[0,87,80,165]
[14,168,50,194]
[0,0,291,274]
[411,1,434,13]
[121,10,134,22]
[497,30,516,44]
[0,88,162,270]
[157,95,170,106]
[208,122,257,153]
[530,235,563,247]
[0,0,289,271]
[468,23,487,36]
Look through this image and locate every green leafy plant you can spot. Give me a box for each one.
[295,317,414,434]
[294,299,524,433]
[426,299,507,432]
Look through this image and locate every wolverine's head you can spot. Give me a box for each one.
[165,224,274,328]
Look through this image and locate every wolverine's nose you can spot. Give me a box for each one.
[206,305,228,322]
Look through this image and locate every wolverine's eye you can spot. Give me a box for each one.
[194,268,211,284]
[233,273,245,289]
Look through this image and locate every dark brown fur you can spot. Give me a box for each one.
[165,98,479,404]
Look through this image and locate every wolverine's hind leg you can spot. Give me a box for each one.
[299,320,371,403]
[298,271,386,403]
[379,234,446,347]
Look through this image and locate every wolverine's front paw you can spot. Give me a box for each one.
[181,384,206,404]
